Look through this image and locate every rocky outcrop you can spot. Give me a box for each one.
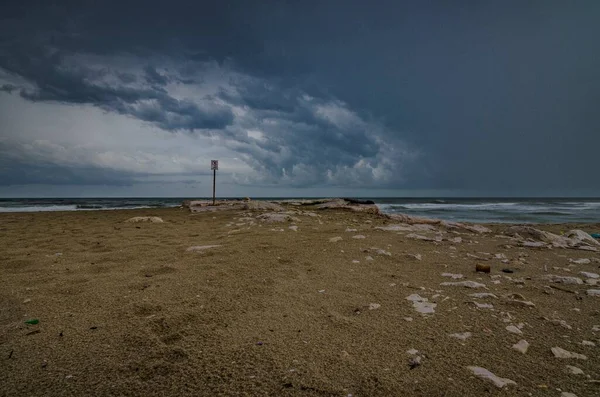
[505,226,599,251]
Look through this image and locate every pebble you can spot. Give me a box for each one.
[570,258,591,264]
[448,332,472,340]
[441,273,463,279]
[403,317,413,322]
[474,302,494,309]
[23,299,31,304]
[581,340,595,346]
[406,294,436,315]
[566,365,584,375]
[506,325,523,335]
[365,256,374,261]
[551,347,587,360]
[561,393,578,397]
[542,275,583,285]
[288,225,298,232]
[352,235,366,239]
[467,366,516,388]
[586,289,600,297]
[469,293,498,299]
[580,271,599,278]
[368,303,381,310]
[352,260,360,264]
[345,228,357,232]
[329,237,343,243]
[512,340,529,354]
[440,281,486,289]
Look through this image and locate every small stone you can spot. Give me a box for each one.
[501,268,514,273]
[561,393,578,397]
[406,348,419,355]
[586,289,600,297]
[368,303,381,310]
[365,256,374,261]
[352,260,360,264]
[352,235,366,239]
[475,264,491,273]
[469,293,498,299]
[403,317,413,322]
[506,325,523,335]
[449,332,472,340]
[467,366,516,388]
[512,340,529,354]
[580,271,599,278]
[345,228,358,232]
[566,365,584,375]
[441,273,464,279]
[23,299,32,303]
[329,237,343,243]
[551,347,587,360]
[542,275,583,285]
[474,302,494,309]
[581,340,595,347]
[288,225,298,232]
[440,281,486,289]
[570,258,591,264]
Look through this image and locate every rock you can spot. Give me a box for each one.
[566,365,584,375]
[315,199,381,214]
[375,224,438,232]
[345,228,358,232]
[522,241,547,248]
[329,237,343,243]
[288,225,298,232]
[475,264,490,273]
[449,332,472,340]
[368,303,381,310]
[406,253,421,260]
[243,201,285,211]
[507,299,535,307]
[505,325,522,335]
[125,216,164,223]
[441,273,464,279]
[473,302,494,309]
[581,271,599,278]
[581,340,595,346]
[551,347,587,360]
[501,268,514,273]
[440,281,486,289]
[403,317,413,322]
[257,213,300,223]
[449,237,463,243]
[512,340,529,354]
[541,275,583,285]
[405,233,436,241]
[561,392,578,397]
[571,258,592,265]
[374,248,392,256]
[365,256,374,261]
[469,293,498,299]
[352,235,366,239]
[406,294,436,315]
[467,366,516,388]
[186,245,222,252]
[586,289,600,297]
[565,230,600,246]
[406,348,419,355]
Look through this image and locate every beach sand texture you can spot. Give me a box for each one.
[1,206,599,396]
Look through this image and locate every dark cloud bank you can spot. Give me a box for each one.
[1,1,599,194]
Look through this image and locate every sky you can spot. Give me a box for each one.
[0,0,599,198]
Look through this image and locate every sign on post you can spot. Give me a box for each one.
[211,160,218,205]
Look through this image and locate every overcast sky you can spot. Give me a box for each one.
[1,1,599,197]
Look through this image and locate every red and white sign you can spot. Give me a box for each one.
[211,160,218,170]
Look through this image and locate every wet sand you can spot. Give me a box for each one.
[1,207,599,396]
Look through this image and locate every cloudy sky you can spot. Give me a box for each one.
[1,1,599,198]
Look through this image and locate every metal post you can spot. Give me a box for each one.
[212,168,216,205]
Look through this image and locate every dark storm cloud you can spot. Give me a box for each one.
[1,1,599,192]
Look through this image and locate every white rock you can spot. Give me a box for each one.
[469,293,498,299]
[474,302,494,309]
[288,225,298,231]
[186,245,222,252]
[561,393,578,397]
[512,340,529,354]
[586,289,600,297]
[440,281,486,289]
[593,325,600,332]
[441,273,464,279]
[581,340,596,346]
[125,216,164,223]
[368,303,381,310]
[467,366,516,388]
[580,271,599,278]
[571,258,591,264]
[449,332,472,340]
[405,233,435,241]
[352,235,366,239]
[345,228,358,232]
[566,365,584,375]
[403,317,413,322]
[406,253,421,260]
[352,260,360,264]
[375,248,392,256]
[449,237,463,243]
[541,275,583,285]
[551,347,588,360]
[365,256,374,261]
[505,325,523,335]
[495,253,507,260]
[406,348,419,355]
[406,294,436,315]
[329,237,343,243]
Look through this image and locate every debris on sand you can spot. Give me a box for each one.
[440,281,486,289]
[448,332,472,340]
[406,294,436,315]
[186,245,222,252]
[512,340,529,354]
[125,216,164,223]
[256,213,300,223]
[505,325,522,335]
[551,347,587,360]
[467,366,516,388]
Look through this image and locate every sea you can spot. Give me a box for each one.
[0,197,599,224]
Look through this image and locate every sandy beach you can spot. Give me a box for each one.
[1,203,599,396]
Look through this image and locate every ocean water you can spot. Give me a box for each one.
[0,197,599,224]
